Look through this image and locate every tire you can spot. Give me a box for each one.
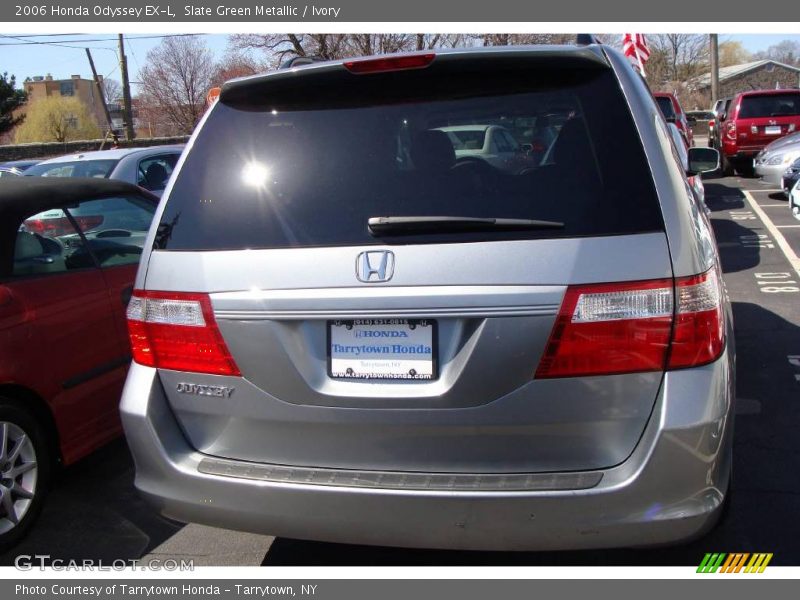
[736,162,755,177]
[0,399,52,552]
[721,154,735,177]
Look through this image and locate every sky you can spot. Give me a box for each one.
[1,33,799,95]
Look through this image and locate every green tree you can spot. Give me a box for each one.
[0,72,26,136]
[15,95,101,143]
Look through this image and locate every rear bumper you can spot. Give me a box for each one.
[120,351,734,551]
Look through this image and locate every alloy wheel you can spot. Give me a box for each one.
[0,422,38,535]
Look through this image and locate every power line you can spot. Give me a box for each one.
[0,33,206,46]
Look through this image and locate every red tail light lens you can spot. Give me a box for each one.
[126,290,240,376]
[344,53,435,74]
[535,270,725,379]
[726,121,737,140]
[667,270,725,369]
[535,279,674,379]
[24,215,104,236]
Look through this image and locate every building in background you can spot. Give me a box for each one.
[693,60,800,100]
[19,74,106,132]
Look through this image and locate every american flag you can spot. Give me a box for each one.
[623,34,651,76]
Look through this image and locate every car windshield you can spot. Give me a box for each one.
[739,94,800,118]
[157,66,663,251]
[25,159,119,178]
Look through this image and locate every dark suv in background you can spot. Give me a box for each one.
[720,89,800,176]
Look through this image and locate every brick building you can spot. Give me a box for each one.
[19,74,107,129]
[693,60,800,99]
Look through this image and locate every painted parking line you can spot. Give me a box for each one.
[743,190,800,277]
[758,204,790,207]
[776,225,800,228]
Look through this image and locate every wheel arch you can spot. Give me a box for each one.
[0,384,62,468]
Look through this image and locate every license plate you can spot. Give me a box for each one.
[328,319,437,380]
[765,126,782,135]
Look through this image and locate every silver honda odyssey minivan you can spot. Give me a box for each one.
[121,42,734,551]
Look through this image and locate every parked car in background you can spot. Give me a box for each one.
[0,177,158,550]
[754,131,800,187]
[0,160,40,177]
[709,97,733,151]
[121,45,732,552]
[719,89,800,176]
[783,158,800,214]
[436,125,536,173]
[654,92,693,147]
[686,110,714,142]
[668,122,706,205]
[24,146,184,197]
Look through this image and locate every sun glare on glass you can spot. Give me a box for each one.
[242,162,270,187]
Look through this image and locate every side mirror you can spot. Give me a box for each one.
[687,147,720,175]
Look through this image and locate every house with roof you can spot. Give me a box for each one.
[692,60,800,99]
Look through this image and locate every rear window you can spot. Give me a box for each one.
[655,96,676,120]
[25,159,118,179]
[157,65,663,251]
[739,93,800,119]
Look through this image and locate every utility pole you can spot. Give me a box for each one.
[710,34,720,104]
[118,34,135,141]
[85,48,118,149]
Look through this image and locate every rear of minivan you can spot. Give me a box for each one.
[121,45,734,551]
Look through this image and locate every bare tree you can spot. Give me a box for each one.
[138,36,215,135]
[100,78,122,104]
[230,33,480,68]
[753,40,800,66]
[648,34,709,83]
[210,51,262,88]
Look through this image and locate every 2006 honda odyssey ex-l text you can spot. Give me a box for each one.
[121,41,734,551]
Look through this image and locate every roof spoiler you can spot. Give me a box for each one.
[576,34,602,46]
[279,56,327,69]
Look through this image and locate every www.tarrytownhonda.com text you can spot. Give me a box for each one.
[13,555,194,571]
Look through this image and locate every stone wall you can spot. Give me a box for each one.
[0,135,190,162]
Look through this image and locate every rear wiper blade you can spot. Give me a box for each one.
[368,216,564,235]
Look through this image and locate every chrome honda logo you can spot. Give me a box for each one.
[356,250,395,283]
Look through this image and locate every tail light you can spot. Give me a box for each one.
[344,53,435,74]
[24,215,104,237]
[126,291,240,376]
[726,121,737,141]
[708,120,715,130]
[535,270,724,379]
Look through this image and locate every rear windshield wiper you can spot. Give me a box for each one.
[368,216,565,235]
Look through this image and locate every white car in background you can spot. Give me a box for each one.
[790,178,800,221]
[24,146,185,197]
[436,124,534,173]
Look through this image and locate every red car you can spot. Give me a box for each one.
[720,89,800,176]
[653,92,693,148]
[0,177,158,549]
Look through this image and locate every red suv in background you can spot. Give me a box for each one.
[720,89,800,176]
[653,92,693,148]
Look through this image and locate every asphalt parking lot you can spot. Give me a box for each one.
[1,170,799,567]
